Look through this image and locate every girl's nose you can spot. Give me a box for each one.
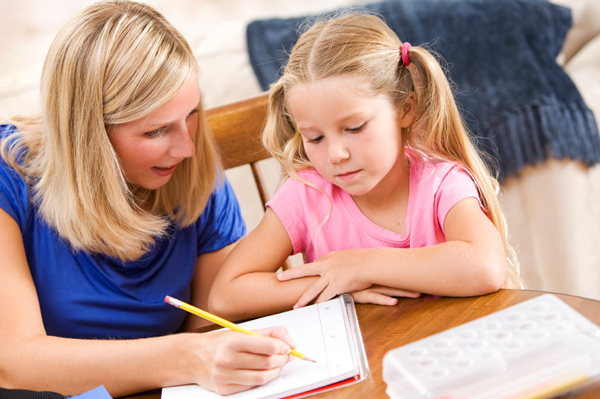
[327,138,350,164]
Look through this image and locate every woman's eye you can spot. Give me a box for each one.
[187,108,199,117]
[144,126,166,138]
[347,123,366,133]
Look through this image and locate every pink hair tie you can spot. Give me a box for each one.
[401,42,412,67]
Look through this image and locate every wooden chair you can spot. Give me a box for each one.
[207,93,272,207]
[207,93,298,269]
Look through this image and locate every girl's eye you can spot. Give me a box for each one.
[187,108,199,117]
[144,126,166,138]
[347,123,366,133]
[305,135,324,144]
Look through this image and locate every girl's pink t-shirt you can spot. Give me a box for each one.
[266,153,481,262]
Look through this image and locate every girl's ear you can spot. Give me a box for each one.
[398,92,416,128]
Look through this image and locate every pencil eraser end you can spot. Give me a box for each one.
[165,295,171,303]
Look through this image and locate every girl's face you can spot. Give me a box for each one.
[108,74,199,190]
[287,75,414,198]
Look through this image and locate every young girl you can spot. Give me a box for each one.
[209,13,520,321]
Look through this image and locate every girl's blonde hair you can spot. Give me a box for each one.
[1,0,222,261]
[262,13,520,287]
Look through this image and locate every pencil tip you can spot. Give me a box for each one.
[304,356,317,363]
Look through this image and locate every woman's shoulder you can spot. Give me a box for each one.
[0,124,21,167]
[0,123,18,140]
[0,125,32,229]
[0,123,27,161]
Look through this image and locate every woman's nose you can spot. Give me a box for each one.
[170,125,196,158]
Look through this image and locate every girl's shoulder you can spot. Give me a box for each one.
[271,169,337,206]
[285,169,333,190]
[407,147,464,173]
[295,168,328,182]
[407,148,474,190]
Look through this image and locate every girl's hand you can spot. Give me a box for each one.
[277,250,421,308]
[277,250,371,308]
[191,326,295,395]
[351,285,421,306]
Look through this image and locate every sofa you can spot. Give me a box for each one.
[1,0,599,299]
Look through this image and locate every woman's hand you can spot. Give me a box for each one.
[190,326,295,396]
[277,249,419,309]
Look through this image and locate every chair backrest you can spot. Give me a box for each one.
[207,93,298,269]
[207,93,271,207]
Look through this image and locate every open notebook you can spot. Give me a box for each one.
[162,294,368,399]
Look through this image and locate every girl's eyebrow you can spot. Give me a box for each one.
[297,110,369,131]
[338,110,369,123]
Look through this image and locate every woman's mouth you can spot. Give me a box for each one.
[151,165,177,177]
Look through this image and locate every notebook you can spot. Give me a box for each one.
[162,294,368,399]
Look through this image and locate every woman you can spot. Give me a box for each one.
[0,1,294,397]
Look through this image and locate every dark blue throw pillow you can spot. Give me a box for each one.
[246,0,600,180]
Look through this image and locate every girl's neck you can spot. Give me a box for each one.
[351,153,411,235]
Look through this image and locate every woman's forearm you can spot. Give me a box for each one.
[0,333,192,397]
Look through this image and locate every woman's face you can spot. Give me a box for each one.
[108,74,200,190]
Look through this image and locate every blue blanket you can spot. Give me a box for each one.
[246,0,600,180]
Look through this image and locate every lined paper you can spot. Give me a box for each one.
[162,297,358,399]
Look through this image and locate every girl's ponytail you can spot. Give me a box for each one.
[405,45,520,288]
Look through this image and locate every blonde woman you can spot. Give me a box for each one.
[0,1,295,396]
[210,13,520,321]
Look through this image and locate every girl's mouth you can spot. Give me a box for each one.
[336,170,360,181]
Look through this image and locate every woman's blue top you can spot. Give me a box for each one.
[0,124,246,339]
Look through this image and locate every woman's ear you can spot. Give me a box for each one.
[398,92,416,128]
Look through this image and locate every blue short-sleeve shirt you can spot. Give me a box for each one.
[0,124,246,339]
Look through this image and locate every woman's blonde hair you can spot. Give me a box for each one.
[263,12,520,287]
[1,0,222,261]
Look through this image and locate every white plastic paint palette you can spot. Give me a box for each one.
[383,294,600,399]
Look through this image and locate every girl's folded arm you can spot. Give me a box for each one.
[208,208,318,321]
[279,197,506,308]
[365,197,507,296]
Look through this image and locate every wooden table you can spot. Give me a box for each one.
[123,289,600,399]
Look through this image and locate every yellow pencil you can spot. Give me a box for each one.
[165,295,316,362]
